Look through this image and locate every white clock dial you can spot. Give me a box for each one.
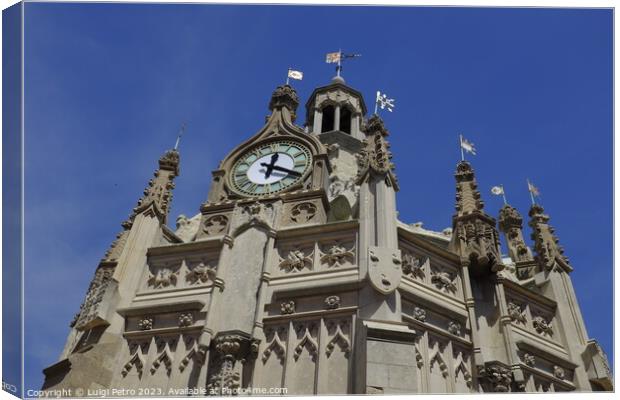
[246,153,295,184]
[230,140,312,196]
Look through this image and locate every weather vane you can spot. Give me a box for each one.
[325,49,361,78]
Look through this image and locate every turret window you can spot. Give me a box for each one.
[340,107,352,134]
[321,105,335,133]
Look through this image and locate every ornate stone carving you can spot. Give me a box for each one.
[71,266,115,330]
[137,317,153,331]
[147,267,178,289]
[262,327,287,363]
[203,214,229,235]
[507,302,527,324]
[413,307,426,322]
[498,205,533,263]
[402,252,425,279]
[279,248,313,273]
[207,334,247,394]
[533,315,553,336]
[356,116,398,188]
[529,204,571,271]
[553,366,565,380]
[150,339,174,375]
[478,363,512,392]
[121,341,148,378]
[430,269,457,293]
[128,149,179,226]
[450,161,503,274]
[324,295,341,310]
[448,321,462,336]
[269,84,299,116]
[179,336,206,372]
[522,353,536,366]
[368,247,402,295]
[293,322,319,361]
[178,312,194,327]
[101,229,129,263]
[325,320,351,358]
[290,202,317,223]
[186,262,216,285]
[454,350,473,388]
[280,300,296,315]
[320,242,355,267]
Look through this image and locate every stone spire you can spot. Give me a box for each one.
[127,148,180,227]
[449,161,503,274]
[528,204,572,273]
[268,84,299,123]
[498,204,533,263]
[356,114,398,190]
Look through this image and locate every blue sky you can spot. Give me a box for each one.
[23,3,612,390]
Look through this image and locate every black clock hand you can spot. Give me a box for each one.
[262,153,279,178]
[269,165,302,177]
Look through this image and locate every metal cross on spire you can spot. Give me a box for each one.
[174,123,186,151]
[325,49,361,78]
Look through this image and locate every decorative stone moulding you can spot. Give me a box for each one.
[324,295,341,309]
[412,307,426,322]
[279,248,313,273]
[137,317,154,331]
[280,300,296,315]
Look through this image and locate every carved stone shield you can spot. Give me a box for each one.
[368,246,402,295]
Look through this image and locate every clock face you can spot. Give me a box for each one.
[230,140,312,196]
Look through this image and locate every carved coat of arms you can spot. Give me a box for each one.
[367,246,402,295]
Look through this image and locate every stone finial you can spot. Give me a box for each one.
[449,161,503,274]
[498,204,534,263]
[356,114,398,189]
[528,204,571,272]
[268,84,299,115]
[125,148,180,227]
[365,114,389,137]
[454,161,484,215]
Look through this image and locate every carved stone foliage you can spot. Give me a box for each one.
[147,266,179,289]
[269,84,299,114]
[185,261,216,285]
[532,315,553,337]
[478,362,512,392]
[206,333,253,395]
[279,247,313,273]
[454,217,503,273]
[507,302,527,325]
[319,242,355,267]
[522,353,536,367]
[178,312,193,327]
[203,214,229,236]
[553,366,565,380]
[293,321,319,361]
[280,300,296,315]
[401,252,426,279]
[325,320,351,358]
[529,204,571,271]
[448,321,462,336]
[71,266,115,330]
[290,202,317,224]
[430,268,458,294]
[130,151,179,225]
[412,307,426,322]
[357,115,395,176]
[324,295,341,310]
[137,317,154,331]
[328,178,358,200]
[499,205,533,263]
[262,326,287,364]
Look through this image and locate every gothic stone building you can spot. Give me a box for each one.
[42,77,613,394]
